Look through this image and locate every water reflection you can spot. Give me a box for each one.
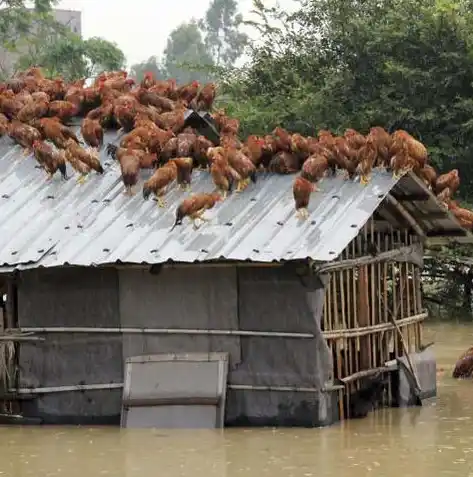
[0,321,472,476]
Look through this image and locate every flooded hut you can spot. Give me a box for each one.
[0,130,471,427]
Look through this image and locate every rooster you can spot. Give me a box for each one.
[32,140,68,180]
[171,192,222,230]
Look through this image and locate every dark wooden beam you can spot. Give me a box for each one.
[390,192,430,202]
[426,229,467,237]
[414,212,448,220]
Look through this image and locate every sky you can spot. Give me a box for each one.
[54,0,296,67]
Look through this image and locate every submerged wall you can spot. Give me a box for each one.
[16,265,337,426]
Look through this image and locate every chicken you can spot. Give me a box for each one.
[435,169,460,196]
[272,127,292,152]
[81,117,104,151]
[171,192,222,230]
[149,79,178,98]
[243,135,267,167]
[0,94,23,119]
[176,130,197,157]
[136,88,175,112]
[391,130,428,170]
[0,113,8,136]
[156,107,186,133]
[193,135,213,169]
[106,143,141,195]
[389,143,414,179]
[35,117,80,149]
[140,72,156,90]
[450,204,473,230]
[193,83,216,111]
[290,133,311,162]
[293,175,316,219]
[344,128,366,150]
[226,148,257,191]
[367,127,392,168]
[142,162,177,207]
[16,98,49,124]
[418,164,437,190]
[8,120,42,155]
[65,140,104,183]
[210,155,235,199]
[48,100,80,123]
[356,139,378,185]
[436,187,451,209]
[160,137,178,164]
[301,154,329,188]
[178,80,200,106]
[169,157,194,190]
[268,151,301,174]
[32,139,68,180]
[114,103,137,132]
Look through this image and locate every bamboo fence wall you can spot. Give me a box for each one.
[322,217,424,419]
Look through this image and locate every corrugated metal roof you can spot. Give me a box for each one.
[0,128,469,270]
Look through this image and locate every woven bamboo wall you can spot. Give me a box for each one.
[322,217,424,419]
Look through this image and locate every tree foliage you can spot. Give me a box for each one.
[224,0,473,199]
[0,0,125,81]
[130,0,248,84]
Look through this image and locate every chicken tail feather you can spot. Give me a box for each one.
[170,206,185,231]
[106,143,118,159]
[143,186,152,200]
[59,163,68,180]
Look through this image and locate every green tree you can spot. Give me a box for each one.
[21,34,126,81]
[130,56,166,83]
[225,0,473,198]
[161,20,214,84]
[199,0,248,67]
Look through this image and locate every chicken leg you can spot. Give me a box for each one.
[77,174,88,185]
[156,197,167,208]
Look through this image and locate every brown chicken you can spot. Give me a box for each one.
[293,175,316,219]
[176,130,197,157]
[389,142,414,179]
[344,128,366,150]
[35,117,80,149]
[171,192,222,230]
[356,139,378,185]
[105,143,141,195]
[142,162,177,207]
[268,151,301,174]
[65,140,104,182]
[149,78,178,98]
[48,100,80,123]
[450,203,473,230]
[0,113,8,136]
[226,148,257,191]
[391,130,428,170]
[136,88,175,112]
[210,155,235,199]
[178,80,200,106]
[140,72,156,90]
[301,154,329,188]
[242,135,267,167]
[156,106,187,133]
[418,164,437,190]
[193,83,216,111]
[169,157,194,190]
[367,127,392,167]
[0,93,23,119]
[32,139,68,180]
[435,169,460,196]
[81,117,104,151]
[193,135,213,169]
[16,98,49,124]
[290,134,310,161]
[8,120,42,155]
[272,127,292,152]
[436,187,451,209]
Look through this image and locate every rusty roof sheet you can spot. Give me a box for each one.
[0,129,470,271]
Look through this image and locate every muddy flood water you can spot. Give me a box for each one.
[0,321,472,476]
